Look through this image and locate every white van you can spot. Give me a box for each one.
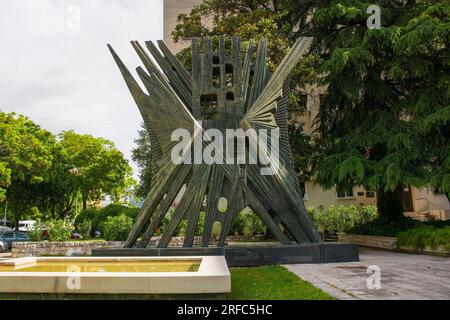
[18,220,36,232]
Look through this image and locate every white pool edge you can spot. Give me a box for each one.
[0,256,231,294]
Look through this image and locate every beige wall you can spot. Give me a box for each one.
[411,188,450,219]
[303,181,377,210]
[164,0,202,53]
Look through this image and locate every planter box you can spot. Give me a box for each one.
[338,233,397,250]
[338,234,450,256]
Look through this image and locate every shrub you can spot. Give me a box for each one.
[349,216,422,237]
[47,220,72,242]
[309,205,378,238]
[212,221,222,238]
[227,209,266,236]
[77,220,92,239]
[75,204,139,235]
[230,213,246,235]
[28,221,43,241]
[101,214,133,241]
[397,226,450,250]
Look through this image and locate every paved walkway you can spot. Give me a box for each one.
[285,248,450,300]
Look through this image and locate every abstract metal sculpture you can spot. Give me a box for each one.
[109,36,320,248]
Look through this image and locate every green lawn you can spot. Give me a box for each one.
[229,265,335,300]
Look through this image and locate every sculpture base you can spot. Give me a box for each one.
[92,242,359,267]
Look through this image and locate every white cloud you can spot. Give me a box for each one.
[0,0,164,178]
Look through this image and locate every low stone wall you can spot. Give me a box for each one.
[12,241,123,258]
[12,235,268,258]
[338,233,397,250]
[397,245,450,256]
[339,233,450,255]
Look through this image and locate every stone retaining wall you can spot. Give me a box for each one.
[339,233,450,255]
[12,241,124,258]
[338,233,397,250]
[12,235,269,257]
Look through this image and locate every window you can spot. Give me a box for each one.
[337,187,354,199]
[366,191,375,198]
[299,93,308,111]
[226,92,235,101]
[212,55,220,64]
[225,64,234,87]
[212,67,221,89]
[200,94,218,120]
[300,182,307,199]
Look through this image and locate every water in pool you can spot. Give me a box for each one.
[0,260,201,273]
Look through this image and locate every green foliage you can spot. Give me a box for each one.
[308,1,450,211]
[28,221,43,241]
[310,205,378,237]
[397,226,450,250]
[349,215,450,237]
[131,123,152,199]
[75,204,139,234]
[59,131,134,210]
[77,220,92,239]
[46,220,72,242]
[212,221,222,238]
[0,112,65,225]
[229,209,266,236]
[0,112,136,224]
[101,214,133,241]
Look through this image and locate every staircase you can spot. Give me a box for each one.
[404,209,448,221]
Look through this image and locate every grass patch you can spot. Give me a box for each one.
[229,265,335,300]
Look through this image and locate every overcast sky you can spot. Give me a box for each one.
[0,0,164,177]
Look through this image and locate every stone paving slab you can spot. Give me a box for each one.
[285,248,450,300]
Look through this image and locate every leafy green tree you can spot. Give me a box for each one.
[131,124,152,199]
[0,112,62,227]
[298,0,450,219]
[59,131,134,210]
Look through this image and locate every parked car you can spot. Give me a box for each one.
[71,231,83,239]
[93,230,101,238]
[0,231,30,247]
[0,240,8,253]
[0,226,13,232]
[18,220,36,232]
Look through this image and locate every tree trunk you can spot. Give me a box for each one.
[61,197,75,220]
[82,193,88,211]
[376,187,404,221]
